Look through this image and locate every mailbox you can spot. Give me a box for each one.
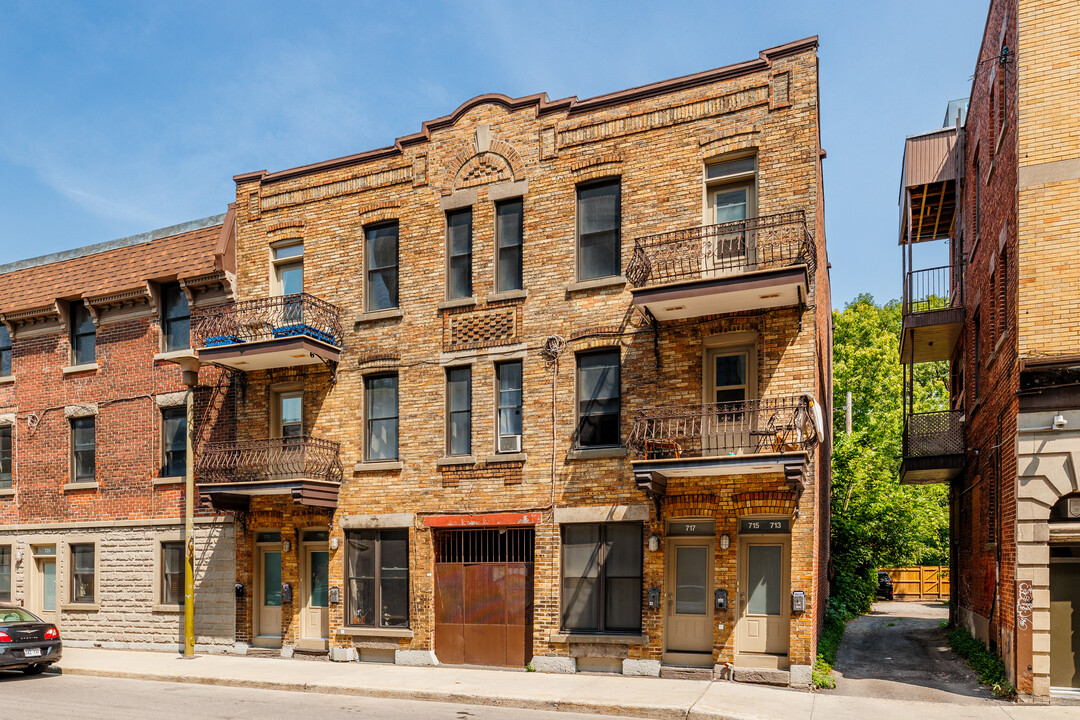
[791,590,805,613]
[715,588,728,611]
[281,583,293,603]
[329,586,340,605]
[234,583,244,598]
[647,587,662,608]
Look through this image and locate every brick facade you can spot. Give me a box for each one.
[220,38,831,684]
[0,216,239,651]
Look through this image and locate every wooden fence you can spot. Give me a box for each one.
[880,566,950,600]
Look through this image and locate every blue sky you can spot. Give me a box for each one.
[0,1,987,307]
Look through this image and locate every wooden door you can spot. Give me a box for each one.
[255,547,282,645]
[301,545,329,649]
[434,528,534,667]
[738,536,789,655]
[663,538,714,666]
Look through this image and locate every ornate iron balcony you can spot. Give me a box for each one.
[196,436,344,484]
[903,410,964,458]
[628,396,819,460]
[192,293,342,349]
[625,211,815,288]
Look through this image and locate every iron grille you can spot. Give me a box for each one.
[627,395,818,459]
[903,410,964,458]
[904,265,962,315]
[195,436,343,483]
[434,528,535,564]
[192,293,343,349]
[624,210,814,288]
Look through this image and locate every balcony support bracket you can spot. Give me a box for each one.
[314,353,339,384]
[784,464,806,518]
[634,470,666,517]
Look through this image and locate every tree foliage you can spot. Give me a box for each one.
[829,294,950,619]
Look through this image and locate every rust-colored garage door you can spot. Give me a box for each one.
[434,527,534,667]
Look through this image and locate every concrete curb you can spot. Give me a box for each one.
[52,664,710,720]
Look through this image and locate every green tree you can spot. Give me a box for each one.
[829,294,950,618]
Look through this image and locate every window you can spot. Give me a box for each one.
[973,309,982,401]
[447,208,473,299]
[161,541,184,606]
[71,417,95,483]
[365,374,398,461]
[0,324,10,377]
[71,302,95,366]
[576,179,621,280]
[161,407,186,478]
[272,242,303,296]
[706,156,756,224]
[161,283,190,352]
[277,392,303,439]
[496,361,523,447]
[70,543,95,604]
[561,523,642,633]
[346,529,409,628]
[973,155,981,240]
[496,199,523,292]
[0,425,10,489]
[0,546,9,602]
[446,367,471,456]
[999,247,1008,337]
[576,350,621,448]
[365,222,399,311]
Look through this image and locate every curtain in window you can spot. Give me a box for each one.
[577,181,620,280]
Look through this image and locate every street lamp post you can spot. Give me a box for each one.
[180,363,200,659]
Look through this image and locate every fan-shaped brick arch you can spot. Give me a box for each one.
[665,493,720,518]
[733,490,797,517]
[444,135,527,194]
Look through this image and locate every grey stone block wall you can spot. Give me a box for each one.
[1,521,236,650]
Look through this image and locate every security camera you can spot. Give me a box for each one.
[1053,414,1068,430]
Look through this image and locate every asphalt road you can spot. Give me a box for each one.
[0,671,650,720]
[832,601,998,704]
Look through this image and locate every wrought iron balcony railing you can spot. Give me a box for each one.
[192,293,342,349]
[627,396,819,460]
[903,410,964,458]
[196,436,344,484]
[625,211,815,288]
[903,265,963,315]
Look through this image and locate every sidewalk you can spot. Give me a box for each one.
[53,647,1075,720]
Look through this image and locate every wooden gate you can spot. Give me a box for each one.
[882,566,950,600]
[434,528,534,667]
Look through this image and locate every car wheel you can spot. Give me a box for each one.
[21,664,45,676]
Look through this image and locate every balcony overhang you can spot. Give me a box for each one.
[633,451,807,491]
[631,266,807,321]
[900,307,964,363]
[899,455,964,485]
[197,335,340,371]
[899,128,960,245]
[199,478,341,510]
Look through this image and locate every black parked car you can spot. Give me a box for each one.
[0,605,62,675]
[877,571,895,601]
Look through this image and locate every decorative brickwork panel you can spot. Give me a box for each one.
[732,490,797,517]
[443,306,520,351]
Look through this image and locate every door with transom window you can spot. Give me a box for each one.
[300,530,329,651]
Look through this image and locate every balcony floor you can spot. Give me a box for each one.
[197,335,340,371]
[631,265,807,321]
[199,478,340,510]
[900,308,964,364]
[899,454,964,484]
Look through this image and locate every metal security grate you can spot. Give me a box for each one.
[434,527,535,564]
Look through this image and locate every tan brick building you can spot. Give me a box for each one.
[0,214,238,652]
[194,37,831,685]
[896,0,1080,703]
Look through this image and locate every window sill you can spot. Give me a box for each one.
[437,455,476,467]
[0,489,14,498]
[63,482,99,492]
[61,603,100,612]
[354,460,403,473]
[339,626,413,638]
[152,604,184,614]
[549,632,648,645]
[153,349,197,363]
[62,363,99,375]
[0,375,14,385]
[993,330,1009,355]
[485,289,528,303]
[566,275,626,293]
[484,452,527,464]
[355,309,404,324]
[437,297,477,311]
[566,447,628,461]
[154,477,185,486]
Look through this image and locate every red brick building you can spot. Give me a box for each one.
[192,38,832,684]
[897,0,1080,702]
[0,213,238,652]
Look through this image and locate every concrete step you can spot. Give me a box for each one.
[660,666,713,681]
[733,666,791,686]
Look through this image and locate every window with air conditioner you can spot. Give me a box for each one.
[496,361,522,453]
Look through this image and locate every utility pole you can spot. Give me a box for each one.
[845,391,853,435]
[180,362,200,659]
